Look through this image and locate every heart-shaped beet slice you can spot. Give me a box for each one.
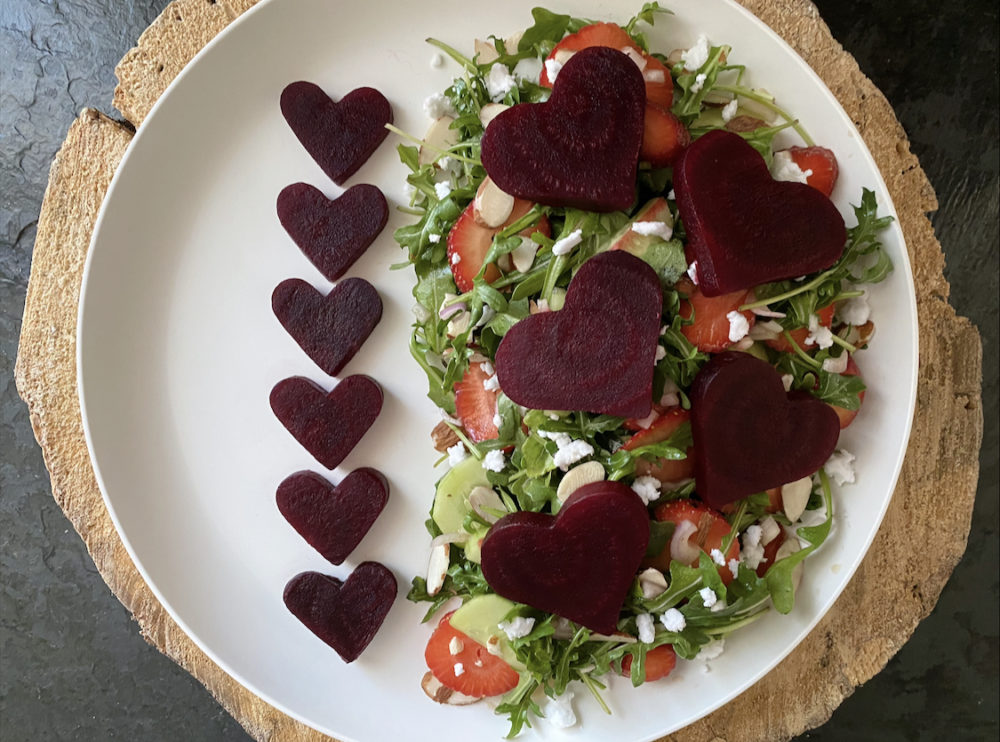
[480,481,649,634]
[674,130,847,297]
[690,351,840,508]
[276,469,389,565]
[272,277,383,377]
[280,82,392,185]
[283,563,396,663]
[270,375,382,470]
[277,182,388,282]
[480,46,645,212]
[494,251,661,418]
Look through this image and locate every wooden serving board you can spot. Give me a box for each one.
[14,0,983,740]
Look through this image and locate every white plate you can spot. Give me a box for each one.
[78,1,917,740]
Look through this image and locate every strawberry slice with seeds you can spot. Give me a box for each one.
[676,278,755,353]
[765,303,834,353]
[425,612,520,698]
[641,104,690,166]
[455,361,500,442]
[624,407,695,483]
[779,146,839,197]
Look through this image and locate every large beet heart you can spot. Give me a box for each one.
[272,277,382,377]
[277,469,389,565]
[277,182,388,282]
[280,81,392,185]
[690,351,840,508]
[495,251,661,418]
[674,130,847,297]
[480,481,649,634]
[480,46,645,212]
[270,375,382,470]
[283,563,396,663]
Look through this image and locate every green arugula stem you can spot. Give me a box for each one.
[782,331,822,370]
[425,37,478,72]
[829,334,859,354]
[384,123,480,166]
[714,84,814,145]
[739,270,836,311]
[578,671,612,714]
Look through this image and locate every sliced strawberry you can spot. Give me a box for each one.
[829,355,865,429]
[641,104,690,167]
[623,401,669,431]
[756,529,787,578]
[649,499,739,584]
[676,278,755,353]
[425,612,520,698]
[624,407,695,483]
[780,146,839,197]
[455,361,499,442]
[620,644,677,682]
[640,55,674,110]
[446,199,550,293]
[765,303,834,353]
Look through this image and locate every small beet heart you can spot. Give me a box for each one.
[283,563,396,663]
[495,251,661,418]
[272,277,382,377]
[280,81,392,185]
[481,46,645,212]
[277,469,389,565]
[674,130,846,296]
[277,182,388,282]
[690,351,840,508]
[480,481,649,634]
[270,375,382,470]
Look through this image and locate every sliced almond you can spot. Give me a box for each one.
[474,38,500,65]
[505,31,524,52]
[638,567,668,599]
[780,475,814,523]
[844,320,876,347]
[774,536,804,594]
[468,485,506,524]
[553,48,576,65]
[426,542,450,596]
[421,671,481,705]
[446,311,470,338]
[473,177,515,228]
[418,116,458,167]
[556,461,606,502]
[510,238,538,273]
[759,516,781,546]
[479,102,509,129]
[431,420,461,452]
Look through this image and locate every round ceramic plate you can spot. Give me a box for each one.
[78,1,917,740]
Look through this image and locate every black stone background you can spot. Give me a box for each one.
[0,1,996,739]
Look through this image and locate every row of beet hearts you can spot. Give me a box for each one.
[272,81,398,663]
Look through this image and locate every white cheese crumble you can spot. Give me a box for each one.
[512,57,542,85]
[726,311,750,342]
[806,313,835,349]
[483,449,506,472]
[537,429,572,448]
[427,233,441,243]
[728,558,741,579]
[710,548,726,567]
[544,58,563,84]
[699,587,718,608]
[434,181,452,200]
[741,541,766,570]
[655,344,667,362]
[771,150,813,184]
[449,637,464,655]
[637,613,656,644]
[660,607,687,632]
[690,72,707,94]
[781,373,794,392]
[447,443,468,467]
[423,92,455,119]
[551,228,583,256]
[486,63,517,101]
[825,448,857,486]
[480,360,495,376]
[450,251,461,265]
[498,616,535,640]
[483,374,500,392]
[687,261,700,285]
[631,476,661,505]
[721,99,739,123]
[744,524,763,548]
[454,662,465,677]
[699,638,726,660]
[553,439,595,471]
[492,411,503,429]
[430,52,445,69]
[681,34,711,71]
[542,690,577,729]
[631,220,674,240]
[667,188,676,200]
[837,291,872,326]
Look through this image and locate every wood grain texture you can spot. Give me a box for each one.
[14,0,982,740]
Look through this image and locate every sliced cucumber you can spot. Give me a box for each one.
[432,456,491,534]
[450,594,523,670]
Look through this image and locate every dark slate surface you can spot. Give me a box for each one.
[0,1,996,739]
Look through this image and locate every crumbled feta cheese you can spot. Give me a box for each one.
[411,303,431,323]
[710,548,726,567]
[825,448,856,486]
[780,374,794,392]
[634,613,655,644]
[430,52,445,69]
[744,524,763,548]
[760,516,781,546]
[667,189,676,200]
[447,443,468,467]
[631,476,661,505]
[483,449,506,472]
[449,637,464,655]
[454,662,465,677]
[806,313,835,349]
[771,150,812,184]
[660,608,687,632]
[434,181,452,200]
[492,411,503,429]
[486,64,517,101]
[837,291,872,326]
[655,345,667,362]
[727,310,750,342]
[512,57,542,85]
[699,639,726,660]
[537,429,572,448]
[423,92,455,119]
[699,586,718,608]
[741,541,766,570]
[542,690,576,729]
[728,558,741,579]
[822,353,850,374]
[551,228,583,256]
[690,72,708,94]
[631,220,674,240]
[721,99,739,123]
[450,251,461,265]
[681,34,711,70]
[480,360,495,377]
[710,598,727,613]
[553,439,594,471]
[544,58,563,84]
[687,261,699,285]
[427,233,441,243]
[483,374,500,392]
[498,616,535,640]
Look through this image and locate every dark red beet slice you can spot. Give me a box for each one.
[272,277,382,377]
[674,130,847,297]
[690,351,840,508]
[480,46,645,212]
[270,375,382,470]
[280,82,392,185]
[277,182,388,282]
[276,469,389,565]
[480,481,649,634]
[283,563,396,663]
[494,251,661,418]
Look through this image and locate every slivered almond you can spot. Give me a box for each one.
[638,567,669,599]
[781,476,814,522]
[421,671,481,705]
[553,48,576,65]
[426,543,450,596]
[419,116,458,167]
[473,177,515,228]
[555,461,605,503]
[510,238,538,273]
[468,486,506,524]
[479,102,509,129]
[474,38,500,65]
[432,420,461,452]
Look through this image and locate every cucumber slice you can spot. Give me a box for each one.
[432,456,491,534]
